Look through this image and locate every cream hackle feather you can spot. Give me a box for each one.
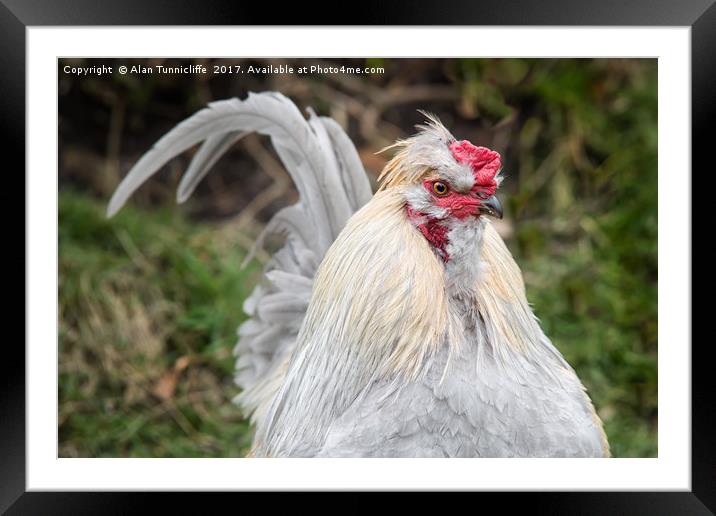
[254,188,458,455]
[377,116,541,364]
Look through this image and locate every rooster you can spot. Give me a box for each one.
[108,91,610,458]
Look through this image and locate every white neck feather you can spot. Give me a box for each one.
[442,217,488,297]
[255,189,452,456]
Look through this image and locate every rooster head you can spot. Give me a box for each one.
[378,114,503,263]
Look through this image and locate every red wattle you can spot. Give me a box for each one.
[406,206,450,262]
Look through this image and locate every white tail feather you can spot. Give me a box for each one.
[177,131,245,203]
[106,91,372,422]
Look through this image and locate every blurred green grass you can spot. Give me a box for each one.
[59,192,260,456]
[59,57,657,458]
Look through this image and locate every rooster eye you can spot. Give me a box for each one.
[432,182,449,196]
[476,191,489,200]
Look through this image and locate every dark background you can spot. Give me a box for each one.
[58,57,657,457]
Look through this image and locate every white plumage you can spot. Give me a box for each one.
[108,91,609,458]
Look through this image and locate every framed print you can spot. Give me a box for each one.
[4,0,710,512]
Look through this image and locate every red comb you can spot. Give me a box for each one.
[449,140,501,188]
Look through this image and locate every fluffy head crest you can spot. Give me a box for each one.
[378,113,502,191]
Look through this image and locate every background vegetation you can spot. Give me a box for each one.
[58,58,657,457]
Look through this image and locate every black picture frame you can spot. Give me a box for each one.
[4,0,708,512]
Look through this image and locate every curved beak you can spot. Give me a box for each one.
[479,195,503,219]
